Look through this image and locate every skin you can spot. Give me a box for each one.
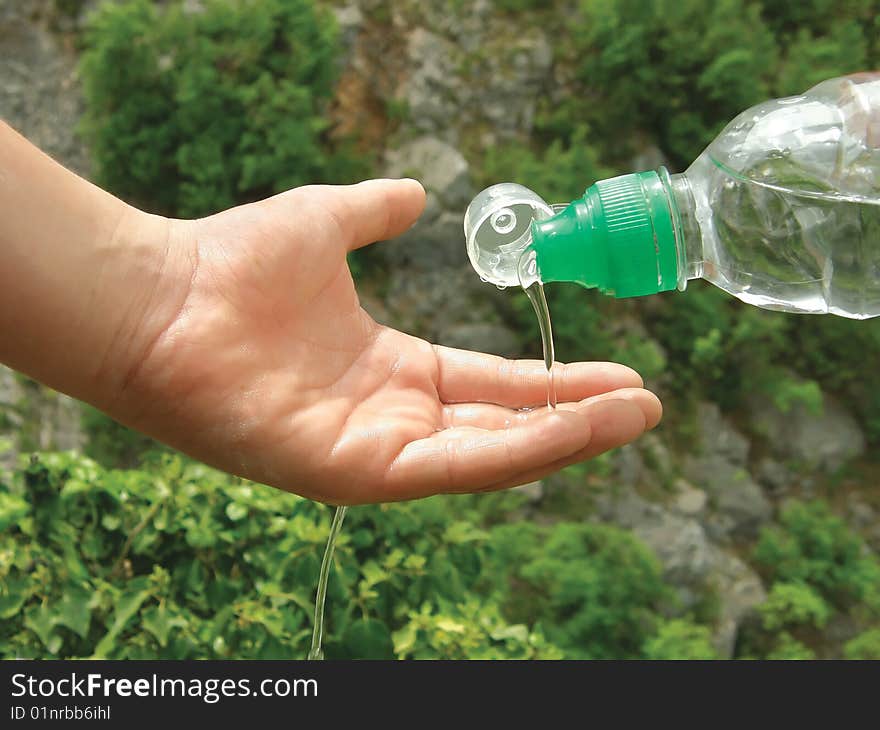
[0,121,662,504]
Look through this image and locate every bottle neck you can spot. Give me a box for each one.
[531,170,680,297]
[659,167,703,290]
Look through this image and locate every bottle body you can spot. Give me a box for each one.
[520,74,880,319]
[674,73,880,319]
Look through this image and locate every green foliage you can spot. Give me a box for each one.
[563,0,777,165]
[642,619,718,660]
[79,0,365,217]
[488,521,674,658]
[481,126,612,203]
[392,601,562,659]
[1,451,691,659]
[80,405,158,468]
[843,628,880,660]
[758,582,830,632]
[764,632,816,660]
[753,500,880,613]
[0,450,715,658]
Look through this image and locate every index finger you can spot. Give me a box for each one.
[432,344,644,408]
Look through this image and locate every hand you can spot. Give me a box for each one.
[106,179,661,504]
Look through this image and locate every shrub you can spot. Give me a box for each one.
[843,628,880,660]
[488,521,674,658]
[79,0,365,218]
[642,619,718,660]
[753,500,880,613]
[0,451,548,659]
[758,582,831,632]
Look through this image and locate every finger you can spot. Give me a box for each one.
[433,344,644,407]
[442,387,662,430]
[301,178,426,251]
[462,397,653,494]
[383,408,594,500]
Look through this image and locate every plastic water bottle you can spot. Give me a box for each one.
[464,73,880,319]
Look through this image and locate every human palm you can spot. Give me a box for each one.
[114,179,660,504]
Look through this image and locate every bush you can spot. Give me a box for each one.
[488,521,675,658]
[79,0,365,218]
[0,451,550,659]
[0,448,717,659]
[844,628,880,660]
[642,619,718,660]
[753,500,880,613]
[758,582,830,632]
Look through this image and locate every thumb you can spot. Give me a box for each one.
[304,178,426,251]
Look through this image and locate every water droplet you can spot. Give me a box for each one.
[496,283,507,291]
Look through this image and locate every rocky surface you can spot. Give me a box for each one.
[596,485,765,657]
[746,388,866,473]
[0,0,89,175]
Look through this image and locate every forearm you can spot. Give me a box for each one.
[0,121,191,410]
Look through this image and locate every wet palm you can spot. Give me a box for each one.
[113,179,661,503]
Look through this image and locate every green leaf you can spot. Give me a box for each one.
[0,493,29,531]
[142,605,187,647]
[359,560,390,588]
[392,623,418,658]
[24,603,62,655]
[443,522,489,545]
[226,502,248,521]
[92,577,152,658]
[342,618,393,659]
[0,576,30,619]
[490,624,529,643]
[55,584,92,639]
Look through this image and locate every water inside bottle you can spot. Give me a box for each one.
[688,152,880,319]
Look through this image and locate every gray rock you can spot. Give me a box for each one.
[333,3,364,58]
[684,453,772,540]
[746,386,865,473]
[639,432,675,483]
[595,486,766,657]
[694,401,749,466]
[0,367,25,408]
[754,457,791,493]
[613,444,644,487]
[400,29,460,137]
[385,136,471,209]
[708,550,767,658]
[382,137,473,271]
[382,265,521,351]
[672,479,708,517]
[847,500,877,530]
[0,367,86,471]
[0,0,90,175]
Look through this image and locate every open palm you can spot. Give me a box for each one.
[114,179,660,504]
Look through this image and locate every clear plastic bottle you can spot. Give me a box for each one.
[464,73,880,319]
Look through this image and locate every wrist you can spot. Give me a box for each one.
[87,211,198,416]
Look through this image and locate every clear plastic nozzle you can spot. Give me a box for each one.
[464,183,554,288]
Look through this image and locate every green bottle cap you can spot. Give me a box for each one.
[530,170,679,297]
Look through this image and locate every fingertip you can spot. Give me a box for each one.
[641,390,663,430]
[619,363,645,389]
[587,397,648,438]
